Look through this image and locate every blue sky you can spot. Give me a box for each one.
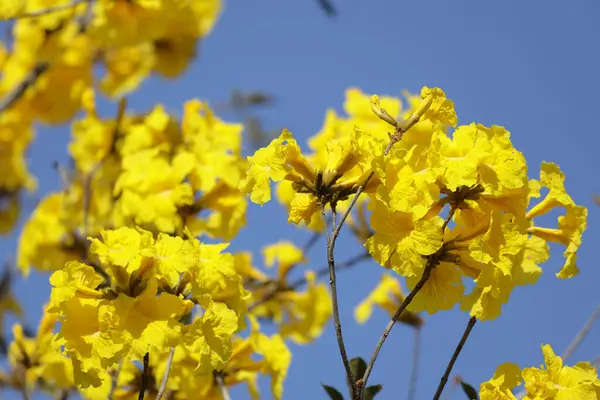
[3,0,600,399]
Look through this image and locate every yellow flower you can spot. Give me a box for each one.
[186,238,250,322]
[372,124,444,218]
[5,308,73,394]
[113,148,194,233]
[420,86,458,127]
[522,344,600,399]
[239,130,291,205]
[366,200,443,279]
[526,162,587,279]
[252,332,292,400]
[280,271,332,344]
[100,43,156,97]
[185,182,247,241]
[355,274,421,327]
[408,261,464,314]
[479,362,522,400]
[183,298,238,375]
[69,89,116,174]
[89,226,155,273]
[263,241,306,279]
[0,0,25,20]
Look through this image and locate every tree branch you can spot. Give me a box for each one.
[0,62,50,114]
[432,316,477,400]
[288,251,370,291]
[359,261,433,397]
[561,304,600,362]
[359,207,455,397]
[322,206,356,397]
[214,371,232,400]
[138,352,150,400]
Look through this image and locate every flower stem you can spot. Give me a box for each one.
[138,352,150,400]
[215,371,232,400]
[432,316,477,400]
[359,261,433,397]
[323,207,356,397]
[561,304,600,362]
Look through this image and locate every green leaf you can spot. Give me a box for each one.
[349,357,367,380]
[460,381,478,400]
[363,384,382,400]
[321,383,344,400]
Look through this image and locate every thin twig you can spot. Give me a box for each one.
[8,0,86,19]
[432,317,477,400]
[324,207,356,397]
[515,304,600,399]
[441,206,456,232]
[156,347,175,400]
[82,173,93,239]
[561,305,600,362]
[360,207,456,397]
[408,327,421,400]
[247,229,326,311]
[248,252,369,311]
[138,352,150,400]
[288,252,370,290]
[333,172,374,243]
[360,261,433,397]
[0,62,50,114]
[107,359,124,400]
[214,371,232,400]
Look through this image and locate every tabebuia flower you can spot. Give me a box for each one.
[480,344,600,400]
[360,87,587,321]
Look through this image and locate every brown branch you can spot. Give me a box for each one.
[214,371,232,400]
[247,229,324,311]
[323,207,356,398]
[359,208,456,397]
[360,261,433,397]
[138,352,150,400]
[561,304,600,362]
[432,316,477,400]
[0,62,50,114]
[155,347,175,400]
[248,251,369,312]
[288,251,370,290]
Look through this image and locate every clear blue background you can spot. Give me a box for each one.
[2,0,600,399]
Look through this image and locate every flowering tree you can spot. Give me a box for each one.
[0,1,598,400]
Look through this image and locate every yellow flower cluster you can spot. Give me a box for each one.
[480,344,600,399]
[243,86,587,321]
[47,227,242,395]
[17,91,247,275]
[0,0,220,233]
